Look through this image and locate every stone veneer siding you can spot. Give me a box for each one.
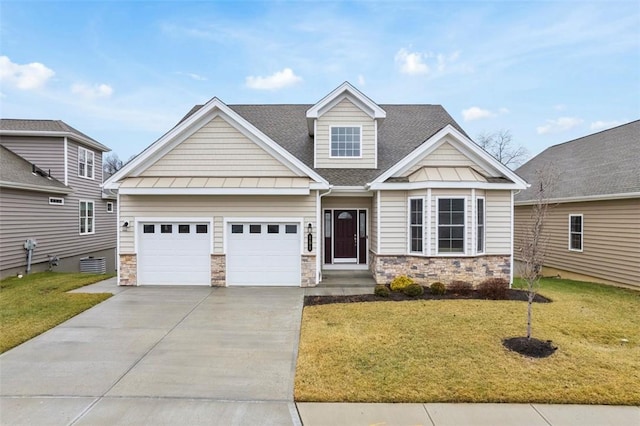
[211,254,225,286]
[119,254,137,286]
[301,254,317,287]
[370,252,511,286]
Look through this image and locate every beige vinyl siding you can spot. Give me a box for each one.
[485,190,512,254]
[322,196,372,210]
[142,116,297,177]
[515,198,640,288]
[0,136,65,182]
[0,189,116,271]
[371,192,378,253]
[404,141,489,177]
[315,98,376,169]
[378,191,407,254]
[119,194,317,254]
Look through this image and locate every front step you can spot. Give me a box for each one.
[319,270,377,287]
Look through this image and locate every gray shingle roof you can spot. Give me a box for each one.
[515,120,640,202]
[0,145,71,193]
[183,104,467,186]
[0,119,110,152]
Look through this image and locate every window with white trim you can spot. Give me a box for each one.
[409,198,424,253]
[106,202,114,213]
[49,197,64,205]
[78,147,95,179]
[476,198,485,253]
[330,126,361,157]
[79,201,94,234]
[438,198,465,253]
[569,214,583,251]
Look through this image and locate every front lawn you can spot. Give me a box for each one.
[294,278,640,405]
[0,272,113,353]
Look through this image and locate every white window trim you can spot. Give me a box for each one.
[408,197,425,254]
[106,202,114,213]
[78,146,95,180]
[476,196,485,254]
[49,197,64,205]
[79,200,95,235]
[568,214,583,252]
[329,125,363,158]
[435,196,467,256]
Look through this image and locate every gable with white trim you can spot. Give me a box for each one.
[141,116,297,178]
[403,141,491,178]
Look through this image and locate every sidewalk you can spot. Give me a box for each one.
[296,402,640,426]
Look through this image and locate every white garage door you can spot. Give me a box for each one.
[227,222,301,286]
[138,222,211,285]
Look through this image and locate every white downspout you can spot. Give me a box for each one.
[63,137,68,185]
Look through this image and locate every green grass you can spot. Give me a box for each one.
[295,278,640,404]
[0,272,113,353]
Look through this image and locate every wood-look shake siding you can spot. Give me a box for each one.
[315,98,376,169]
[1,136,65,182]
[515,198,640,287]
[141,116,296,177]
[0,136,116,273]
[485,190,512,254]
[378,191,407,254]
[119,194,317,254]
[404,141,490,176]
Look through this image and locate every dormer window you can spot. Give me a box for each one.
[330,126,361,157]
[78,146,95,179]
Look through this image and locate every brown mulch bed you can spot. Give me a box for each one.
[304,288,552,306]
[503,337,558,358]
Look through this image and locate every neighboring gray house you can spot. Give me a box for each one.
[0,119,117,278]
[105,82,527,287]
[514,120,640,289]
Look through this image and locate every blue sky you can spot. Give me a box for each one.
[1,1,638,163]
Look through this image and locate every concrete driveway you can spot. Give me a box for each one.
[0,279,304,425]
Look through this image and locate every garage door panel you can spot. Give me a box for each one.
[227,222,301,286]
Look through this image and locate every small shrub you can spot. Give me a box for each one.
[390,275,414,292]
[374,284,390,298]
[449,280,473,295]
[403,283,424,297]
[430,282,446,295]
[478,278,509,299]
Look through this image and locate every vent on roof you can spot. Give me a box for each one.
[31,164,52,180]
[49,197,64,205]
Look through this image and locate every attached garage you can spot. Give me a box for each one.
[226,221,301,286]
[137,221,211,285]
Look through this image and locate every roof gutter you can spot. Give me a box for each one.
[0,130,110,152]
[0,181,72,195]
[515,191,640,205]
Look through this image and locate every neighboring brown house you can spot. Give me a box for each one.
[514,120,640,289]
[105,82,528,287]
[0,119,117,278]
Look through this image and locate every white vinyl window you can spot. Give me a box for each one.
[79,201,95,234]
[409,198,424,253]
[569,214,583,252]
[476,197,485,253]
[106,202,114,213]
[78,146,95,179]
[437,198,465,254]
[330,126,361,157]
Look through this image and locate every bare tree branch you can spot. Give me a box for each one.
[103,153,124,176]
[476,129,529,168]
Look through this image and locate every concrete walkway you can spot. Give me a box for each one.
[1,278,638,425]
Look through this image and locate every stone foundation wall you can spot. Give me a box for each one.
[211,255,226,286]
[370,252,511,286]
[119,254,137,286]
[301,255,317,287]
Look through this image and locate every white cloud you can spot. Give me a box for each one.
[245,68,302,90]
[462,106,509,121]
[395,48,429,75]
[0,55,55,90]
[175,71,207,81]
[536,117,583,134]
[71,83,114,99]
[590,120,624,131]
[357,74,366,86]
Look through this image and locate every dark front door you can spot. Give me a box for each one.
[334,210,357,260]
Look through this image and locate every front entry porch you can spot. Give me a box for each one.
[318,269,376,287]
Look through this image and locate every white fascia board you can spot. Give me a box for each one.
[369,181,526,190]
[310,181,331,190]
[329,186,374,196]
[306,82,386,119]
[103,97,329,189]
[118,187,311,196]
[368,124,529,189]
[515,191,640,205]
[0,181,72,194]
